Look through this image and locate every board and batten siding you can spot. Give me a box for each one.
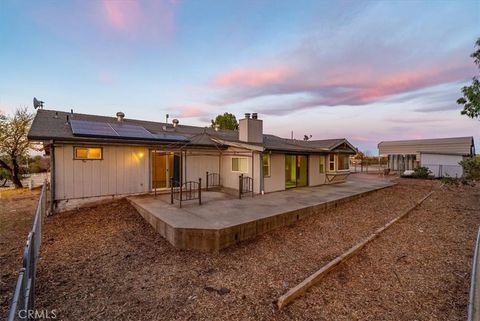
[54,144,150,200]
[184,151,221,184]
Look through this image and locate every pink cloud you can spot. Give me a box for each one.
[175,104,211,118]
[102,1,141,32]
[213,67,291,87]
[209,53,472,113]
[99,0,177,41]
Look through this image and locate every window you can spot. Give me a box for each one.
[338,154,350,170]
[319,156,325,173]
[74,147,102,160]
[263,154,270,177]
[329,154,335,171]
[232,157,247,172]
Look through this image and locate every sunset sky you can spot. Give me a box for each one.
[0,0,479,153]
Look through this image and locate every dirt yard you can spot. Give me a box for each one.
[0,188,40,317]
[2,179,479,320]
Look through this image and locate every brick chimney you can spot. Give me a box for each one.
[239,112,263,143]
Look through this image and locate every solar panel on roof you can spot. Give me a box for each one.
[70,120,117,137]
[110,122,155,139]
[151,133,188,141]
[70,120,188,142]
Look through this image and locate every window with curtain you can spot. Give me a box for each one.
[232,157,248,172]
[74,147,102,160]
[263,154,270,177]
[338,154,350,170]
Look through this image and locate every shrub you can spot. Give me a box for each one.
[441,174,461,187]
[460,158,480,182]
[412,166,431,179]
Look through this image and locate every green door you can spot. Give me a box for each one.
[285,155,308,188]
[296,155,308,187]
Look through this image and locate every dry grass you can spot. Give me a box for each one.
[0,189,40,317]
[2,179,479,320]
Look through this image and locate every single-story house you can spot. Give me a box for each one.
[28,110,357,212]
[378,136,475,177]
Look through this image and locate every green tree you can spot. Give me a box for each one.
[0,107,34,188]
[211,112,239,130]
[458,38,480,118]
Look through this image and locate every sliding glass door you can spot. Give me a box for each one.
[151,151,180,189]
[285,155,308,188]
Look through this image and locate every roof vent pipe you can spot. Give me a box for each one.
[252,113,258,119]
[172,119,179,128]
[244,113,251,119]
[116,112,125,122]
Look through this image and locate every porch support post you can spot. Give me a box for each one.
[154,149,157,197]
[251,151,254,195]
[170,177,174,204]
[198,177,202,205]
[49,140,55,215]
[179,150,183,208]
[239,174,243,199]
[259,152,264,194]
[206,171,209,191]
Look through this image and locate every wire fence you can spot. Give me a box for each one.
[6,181,47,321]
[422,164,463,178]
[349,162,386,173]
[468,227,480,321]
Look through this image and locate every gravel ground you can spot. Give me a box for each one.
[3,179,478,320]
[0,189,40,317]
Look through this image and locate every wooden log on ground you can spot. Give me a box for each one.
[277,190,435,309]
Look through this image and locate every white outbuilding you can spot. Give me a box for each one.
[378,137,475,177]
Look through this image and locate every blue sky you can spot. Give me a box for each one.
[0,0,479,153]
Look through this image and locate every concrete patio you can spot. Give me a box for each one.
[127,176,395,252]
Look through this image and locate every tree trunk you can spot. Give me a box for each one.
[11,158,23,188]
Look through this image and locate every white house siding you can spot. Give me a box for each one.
[220,147,261,193]
[183,150,221,184]
[308,155,327,186]
[420,153,464,178]
[264,153,285,193]
[54,144,150,201]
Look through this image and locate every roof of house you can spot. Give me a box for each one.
[28,109,356,154]
[378,136,475,156]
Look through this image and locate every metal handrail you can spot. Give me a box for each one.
[468,227,480,321]
[206,171,220,191]
[239,174,254,199]
[6,181,47,321]
[170,177,202,208]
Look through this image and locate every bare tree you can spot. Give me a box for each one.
[0,107,34,188]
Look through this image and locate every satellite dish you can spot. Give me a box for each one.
[33,97,44,109]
